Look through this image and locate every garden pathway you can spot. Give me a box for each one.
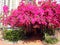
[0,39,44,45]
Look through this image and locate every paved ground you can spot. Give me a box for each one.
[0,39,44,45]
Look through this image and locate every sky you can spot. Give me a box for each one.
[56,0,60,4]
[38,0,60,3]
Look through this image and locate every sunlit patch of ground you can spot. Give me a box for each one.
[0,36,44,45]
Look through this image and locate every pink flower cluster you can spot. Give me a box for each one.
[3,5,9,15]
[2,1,60,28]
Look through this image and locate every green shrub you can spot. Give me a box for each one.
[3,29,27,42]
[44,33,58,44]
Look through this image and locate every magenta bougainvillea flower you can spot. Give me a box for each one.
[2,0,60,29]
[3,5,9,15]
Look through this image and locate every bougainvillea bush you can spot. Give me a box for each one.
[2,0,60,32]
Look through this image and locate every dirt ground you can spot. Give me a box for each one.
[0,37,44,45]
